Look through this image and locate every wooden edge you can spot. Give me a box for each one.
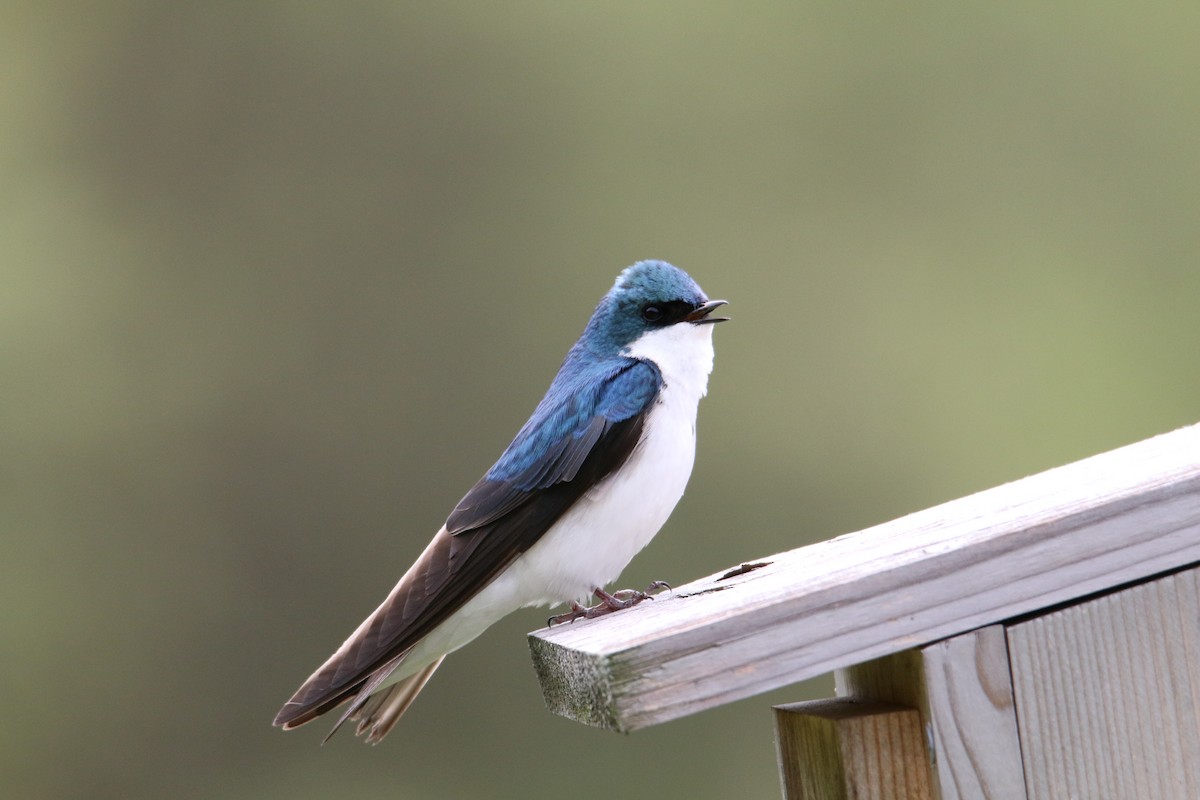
[529,423,1200,731]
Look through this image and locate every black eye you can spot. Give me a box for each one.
[641,304,663,322]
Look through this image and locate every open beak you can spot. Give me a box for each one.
[685,299,730,324]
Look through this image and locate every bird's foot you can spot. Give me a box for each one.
[547,582,671,626]
[547,601,592,626]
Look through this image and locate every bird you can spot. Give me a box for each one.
[273,259,727,743]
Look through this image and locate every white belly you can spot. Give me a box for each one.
[498,386,699,604]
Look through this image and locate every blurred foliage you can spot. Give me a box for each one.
[4,2,1199,798]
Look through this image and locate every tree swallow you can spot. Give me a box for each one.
[273,260,727,743]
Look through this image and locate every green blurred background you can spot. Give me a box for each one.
[5,2,1199,798]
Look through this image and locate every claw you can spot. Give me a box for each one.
[547,600,590,626]
[547,582,671,626]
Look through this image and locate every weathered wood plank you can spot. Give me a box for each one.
[774,699,934,800]
[529,423,1200,731]
[833,627,1026,800]
[922,627,1026,800]
[1007,566,1200,800]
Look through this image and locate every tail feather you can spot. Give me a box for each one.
[312,653,445,745]
[354,656,446,744]
[319,650,408,744]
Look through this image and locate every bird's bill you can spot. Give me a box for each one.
[685,299,730,324]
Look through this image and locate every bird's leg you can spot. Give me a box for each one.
[547,582,671,626]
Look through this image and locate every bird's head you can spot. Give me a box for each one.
[582,260,728,356]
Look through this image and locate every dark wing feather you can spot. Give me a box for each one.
[274,359,662,728]
[443,414,609,533]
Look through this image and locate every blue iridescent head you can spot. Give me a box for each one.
[579,260,728,355]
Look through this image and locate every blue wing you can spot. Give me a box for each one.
[446,358,662,534]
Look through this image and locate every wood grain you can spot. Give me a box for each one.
[774,699,933,800]
[834,628,1026,800]
[529,423,1200,731]
[1007,566,1200,800]
[835,648,925,709]
[922,627,1027,800]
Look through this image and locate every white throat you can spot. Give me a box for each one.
[622,320,717,402]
